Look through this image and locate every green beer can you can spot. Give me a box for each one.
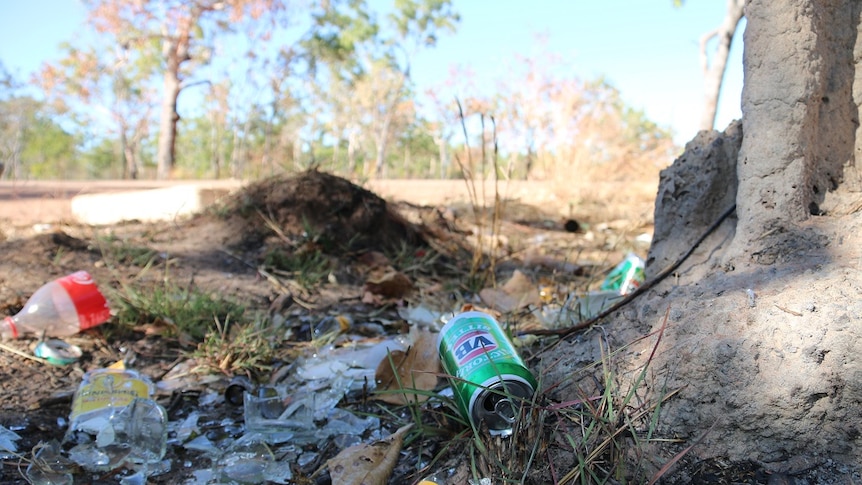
[437,311,537,436]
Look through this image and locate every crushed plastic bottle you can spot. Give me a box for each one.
[64,368,167,472]
[0,271,111,340]
[564,290,624,320]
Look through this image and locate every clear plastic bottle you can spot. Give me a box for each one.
[65,368,168,471]
[0,271,111,339]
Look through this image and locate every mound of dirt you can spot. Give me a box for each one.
[217,170,425,255]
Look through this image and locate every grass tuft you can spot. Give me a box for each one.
[112,275,245,340]
[263,247,333,289]
[94,232,160,267]
[453,98,509,295]
[189,316,276,376]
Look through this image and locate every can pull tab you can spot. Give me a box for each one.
[485,393,517,424]
[495,398,517,424]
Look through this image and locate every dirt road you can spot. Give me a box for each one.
[0,177,658,226]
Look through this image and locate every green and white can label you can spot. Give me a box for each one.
[437,311,536,436]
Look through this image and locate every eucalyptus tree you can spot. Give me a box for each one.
[81,0,290,179]
[293,0,459,177]
[40,43,153,178]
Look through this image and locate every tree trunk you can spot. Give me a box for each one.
[331,122,341,171]
[373,112,392,178]
[699,0,745,131]
[156,68,181,180]
[7,123,22,180]
[156,18,191,180]
[120,131,139,180]
[292,130,303,170]
[347,129,358,174]
[210,118,221,179]
[433,132,449,179]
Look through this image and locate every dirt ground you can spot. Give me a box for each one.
[0,170,846,484]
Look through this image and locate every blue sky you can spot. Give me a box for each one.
[0,1,744,146]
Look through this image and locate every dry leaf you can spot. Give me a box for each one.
[327,423,413,485]
[373,329,440,405]
[479,269,540,312]
[361,290,382,305]
[357,250,391,269]
[364,269,413,299]
[478,287,517,312]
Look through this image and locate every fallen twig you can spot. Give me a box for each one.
[0,342,51,365]
[775,304,803,317]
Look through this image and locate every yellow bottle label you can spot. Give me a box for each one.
[69,370,151,420]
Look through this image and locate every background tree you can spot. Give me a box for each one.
[698,0,744,131]
[40,44,153,179]
[676,0,746,131]
[83,0,289,179]
[0,63,80,180]
[297,0,458,177]
[445,52,676,181]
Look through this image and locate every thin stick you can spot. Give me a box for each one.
[0,342,50,365]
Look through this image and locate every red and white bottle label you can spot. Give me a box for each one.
[56,271,111,330]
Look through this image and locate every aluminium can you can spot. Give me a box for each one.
[437,311,537,436]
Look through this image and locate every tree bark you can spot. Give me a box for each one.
[155,12,193,180]
[120,131,138,180]
[373,112,392,178]
[347,129,357,174]
[698,0,745,131]
[156,63,182,179]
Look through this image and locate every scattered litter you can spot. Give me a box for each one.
[64,368,167,474]
[326,423,412,485]
[182,435,220,454]
[438,311,537,436]
[746,288,757,307]
[600,252,645,294]
[479,269,541,312]
[0,425,21,455]
[32,223,54,233]
[25,440,75,485]
[212,433,293,484]
[635,232,653,244]
[33,339,82,366]
[373,328,441,405]
[224,375,255,405]
[537,253,644,327]
[398,304,445,329]
[1,271,111,340]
